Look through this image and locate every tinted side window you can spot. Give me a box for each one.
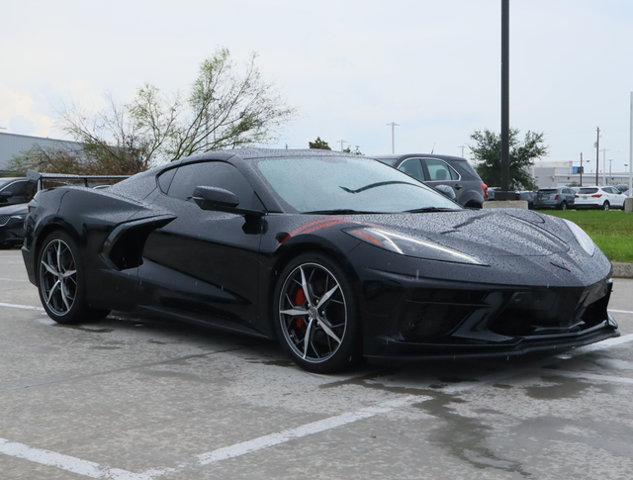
[168,161,259,209]
[424,159,458,181]
[398,158,424,182]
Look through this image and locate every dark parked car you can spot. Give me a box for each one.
[0,173,128,248]
[22,149,618,372]
[0,177,37,247]
[372,154,487,208]
[533,187,576,210]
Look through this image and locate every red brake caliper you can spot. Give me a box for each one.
[292,288,307,335]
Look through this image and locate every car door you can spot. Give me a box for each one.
[139,160,265,333]
[563,188,575,205]
[420,157,463,200]
[396,157,425,183]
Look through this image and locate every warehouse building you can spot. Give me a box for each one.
[0,132,83,174]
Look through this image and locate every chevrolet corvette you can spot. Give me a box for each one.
[21,149,619,372]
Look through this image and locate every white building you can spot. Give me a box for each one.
[0,132,83,174]
[531,160,628,188]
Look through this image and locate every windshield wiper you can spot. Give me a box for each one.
[303,209,383,215]
[404,207,461,213]
[340,181,417,194]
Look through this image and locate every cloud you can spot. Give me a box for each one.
[0,85,55,137]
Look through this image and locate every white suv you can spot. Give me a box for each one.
[574,186,627,210]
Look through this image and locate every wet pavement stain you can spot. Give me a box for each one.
[140,369,208,383]
[90,345,122,350]
[414,391,533,478]
[253,358,295,368]
[525,375,615,400]
[524,376,591,400]
[320,373,531,477]
[60,325,114,333]
[148,339,169,345]
[493,383,513,389]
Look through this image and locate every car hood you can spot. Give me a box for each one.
[0,203,28,216]
[351,208,574,260]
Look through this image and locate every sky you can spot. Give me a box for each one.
[1,0,633,173]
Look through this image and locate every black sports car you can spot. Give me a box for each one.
[21,149,618,372]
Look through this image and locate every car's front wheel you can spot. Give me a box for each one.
[37,231,109,324]
[273,253,360,373]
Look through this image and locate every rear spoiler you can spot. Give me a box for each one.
[26,170,130,190]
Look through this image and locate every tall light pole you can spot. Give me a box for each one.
[337,139,347,151]
[629,92,633,199]
[579,152,583,187]
[458,145,466,157]
[386,122,399,154]
[595,127,600,185]
[601,148,607,185]
[500,0,510,192]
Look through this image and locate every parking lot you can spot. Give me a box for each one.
[0,249,632,479]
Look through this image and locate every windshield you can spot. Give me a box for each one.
[255,156,460,213]
[538,189,557,194]
[578,188,598,194]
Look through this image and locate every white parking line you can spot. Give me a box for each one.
[610,309,633,315]
[0,302,43,312]
[0,438,151,480]
[178,395,425,471]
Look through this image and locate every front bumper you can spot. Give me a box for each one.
[0,217,26,246]
[357,265,618,361]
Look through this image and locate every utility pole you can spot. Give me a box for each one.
[579,152,583,187]
[386,122,399,154]
[500,0,510,192]
[595,127,600,185]
[458,145,466,157]
[337,139,346,151]
[601,148,607,185]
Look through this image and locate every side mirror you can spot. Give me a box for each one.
[434,184,457,200]
[0,191,11,204]
[191,186,264,216]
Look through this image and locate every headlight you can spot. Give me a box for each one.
[563,219,595,256]
[345,227,485,265]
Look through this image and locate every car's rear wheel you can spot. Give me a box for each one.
[273,253,360,373]
[559,201,567,211]
[603,201,610,211]
[37,231,109,324]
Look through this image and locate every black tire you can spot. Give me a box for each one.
[603,201,610,211]
[272,252,360,373]
[36,230,110,324]
[559,201,567,211]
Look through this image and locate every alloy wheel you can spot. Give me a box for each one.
[39,239,77,316]
[279,262,347,363]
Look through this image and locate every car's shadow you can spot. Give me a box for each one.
[58,311,610,389]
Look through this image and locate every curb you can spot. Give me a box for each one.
[612,262,633,279]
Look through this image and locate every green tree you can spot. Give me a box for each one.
[470,129,546,190]
[308,137,331,150]
[16,48,295,176]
